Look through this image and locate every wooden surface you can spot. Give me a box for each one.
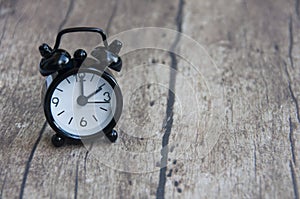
[0,0,299,198]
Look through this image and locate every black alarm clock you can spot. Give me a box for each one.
[39,27,123,147]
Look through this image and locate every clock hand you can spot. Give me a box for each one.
[87,101,110,103]
[80,79,84,96]
[78,73,85,96]
[86,83,105,99]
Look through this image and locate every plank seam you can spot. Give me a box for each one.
[289,161,299,199]
[74,161,79,199]
[253,141,257,179]
[19,121,47,199]
[58,0,75,31]
[0,17,8,47]
[283,21,300,124]
[289,117,297,165]
[288,83,300,123]
[10,57,23,108]
[105,0,119,36]
[0,173,7,199]
[288,17,294,69]
[84,151,89,175]
[296,0,300,19]
[156,0,184,199]
[260,72,269,104]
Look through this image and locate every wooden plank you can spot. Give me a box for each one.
[0,0,299,198]
[0,0,178,198]
[176,0,300,198]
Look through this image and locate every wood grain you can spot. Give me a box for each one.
[0,0,299,198]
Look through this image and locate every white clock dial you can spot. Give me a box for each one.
[49,71,117,137]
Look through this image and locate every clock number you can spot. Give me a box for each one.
[80,117,87,127]
[103,92,111,102]
[52,97,59,107]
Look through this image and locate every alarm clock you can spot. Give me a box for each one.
[39,27,123,147]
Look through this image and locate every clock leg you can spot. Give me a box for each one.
[105,129,118,143]
[51,134,65,147]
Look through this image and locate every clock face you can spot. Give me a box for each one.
[44,68,122,139]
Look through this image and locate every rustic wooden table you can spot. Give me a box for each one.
[0,0,299,198]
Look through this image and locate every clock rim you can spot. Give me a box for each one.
[43,67,123,140]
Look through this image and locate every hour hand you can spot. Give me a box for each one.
[86,83,105,99]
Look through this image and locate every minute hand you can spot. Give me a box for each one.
[86,83,105,99]
[87,101,110,103]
